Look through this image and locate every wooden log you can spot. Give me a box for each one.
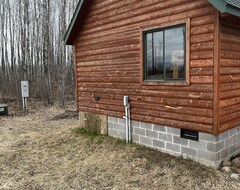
[219,103,240,117]
[220,59,240,67]
[220,89,240,100]
[191,42,214,51]
[190,33,214,44]
[190,76,213,84]
[191,14,214,27]
[190,59,214,68]
[191,24,214,35]
[190,67,213,76]
[191,50,214,60]
[220,82,240,92]
[220,67,240,75]
[78,86,213,100]
[220,97,240,108]
[220,75,240,84]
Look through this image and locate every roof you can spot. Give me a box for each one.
[208,0,240,16]
[225,0,240,8]
[64,0,88,45]
[64,0,240,45]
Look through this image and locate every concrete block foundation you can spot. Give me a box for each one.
[108,116,240,168]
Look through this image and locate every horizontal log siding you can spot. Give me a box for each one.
[75,0,216,133]
[219,16,240,132]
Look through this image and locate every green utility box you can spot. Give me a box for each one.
[0,104,8,116]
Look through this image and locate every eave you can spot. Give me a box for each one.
[208,0,240,17]
[64,0,87,45]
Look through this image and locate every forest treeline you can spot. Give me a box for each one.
[0,0,79,107]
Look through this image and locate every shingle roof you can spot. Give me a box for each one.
[208,0,240,17]
[225,0,240,9]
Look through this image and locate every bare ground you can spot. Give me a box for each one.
[0,108,240,190]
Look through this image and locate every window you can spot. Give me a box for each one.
[143,24,186,81]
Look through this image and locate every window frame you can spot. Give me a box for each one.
[140,19,190,86]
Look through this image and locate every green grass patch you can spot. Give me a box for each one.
[72,127,106,143]
[72,127,98,137]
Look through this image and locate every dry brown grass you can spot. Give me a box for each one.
[0,108,240,190]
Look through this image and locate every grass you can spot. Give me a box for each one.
[72,127,99,138]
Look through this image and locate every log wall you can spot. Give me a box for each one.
[219,15,240,132]
[75,0,217,133]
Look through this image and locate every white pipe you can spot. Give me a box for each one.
[127,103,131,143]
[124,105,128,143]
[123,96,131,143]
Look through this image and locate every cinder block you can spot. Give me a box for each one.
[199,133,216,142]
[229,144,237,155]
[146,130,158,139]
[167,127,180,135]
[229,128,236,137]
[233,133,240,143]
[108,122,114,129]
[140,122,153,130]
[189,140,207,150]
[119,124,126,132]
[132,120,139,127]
[220,131,229,140]
[166,143,180,153]
[207,141,224,152]
[133,128,145,136]
[153,124,166,132]
[114,123,125,132]
[159,133,172,143]
[198,150,217,162]
[220,148,228,160]
[118,118,125,125]
[108,129,119,137]
[216,152,221,162]
[181,147,197,158]
[173,136,189,146]
[119,131,126,140]
[216,135,221,142]
[108,116,118,123]
[153,140,165,149]
[140,136,152,146]
[132,134,140,142]
[225,137,234,148]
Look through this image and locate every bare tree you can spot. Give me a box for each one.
[0,0,79,107]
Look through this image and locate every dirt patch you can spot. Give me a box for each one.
[0,108,240,190]
[51,110,79,120]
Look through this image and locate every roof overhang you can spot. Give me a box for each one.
[208,0,240,17]
[64,0,88,45]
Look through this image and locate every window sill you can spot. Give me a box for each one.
[141,80,190,86]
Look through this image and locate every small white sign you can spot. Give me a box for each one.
[21,81,29,98]
[0,108,4,112]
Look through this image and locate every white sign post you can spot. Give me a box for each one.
[21,81,29,112]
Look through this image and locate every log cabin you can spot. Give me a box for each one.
[65,0,240,167]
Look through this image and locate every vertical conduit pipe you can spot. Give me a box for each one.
[123,96,131,143]
[128,102,131,143]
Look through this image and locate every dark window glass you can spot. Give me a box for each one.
[144,24,186,81]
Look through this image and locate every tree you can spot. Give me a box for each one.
[0,0,79,107]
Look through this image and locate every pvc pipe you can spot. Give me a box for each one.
[124,105,129,143]
[123,96,131,143]
[128,104,131,143]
